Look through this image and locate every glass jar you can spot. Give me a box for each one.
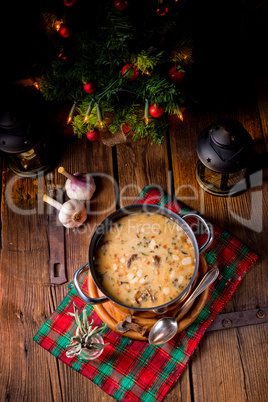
[78,334,105,361]
[66,333,105,361]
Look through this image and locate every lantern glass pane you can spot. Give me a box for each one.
[195,161,248,196]
[17,148,41,170]
[202,168,222,189]
[227,169,247,187]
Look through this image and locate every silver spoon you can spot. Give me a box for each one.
[148,267,219,345]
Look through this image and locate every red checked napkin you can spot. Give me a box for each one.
[34,186,258,401]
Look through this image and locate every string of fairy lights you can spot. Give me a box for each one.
[35,0,188,138]
[66,66,174,127]
[66,71,184,127]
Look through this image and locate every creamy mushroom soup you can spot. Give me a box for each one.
[93,212,196,308]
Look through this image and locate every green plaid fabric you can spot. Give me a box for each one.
[34,186,258,401]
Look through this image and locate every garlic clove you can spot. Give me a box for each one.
[59,199,87,228]
[58,167,96,201]
[43,194,87,228]
[43,194,62,211]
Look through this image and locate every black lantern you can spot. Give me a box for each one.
[0,86,56,177]
[195,119,254,196]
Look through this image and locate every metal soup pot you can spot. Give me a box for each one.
[74,204,213,314]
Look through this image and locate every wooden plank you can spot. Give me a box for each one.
[169,88,268,401]
[117,137,171,207]
[116,136,192,401]
[49,135,116,401]
[55,136,117,272]
[169,100,268,310]
[192,324,268,402]
[0,134,116,401]
[0,252,61,401]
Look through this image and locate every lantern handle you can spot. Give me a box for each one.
[73,263,109,305]
[182,213,214,253]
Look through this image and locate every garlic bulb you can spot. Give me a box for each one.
[58,167,96,201]
[43,194,87,228]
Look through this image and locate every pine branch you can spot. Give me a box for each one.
[171,38,194,65]
[36,0,194,144]
[135,47,164,74]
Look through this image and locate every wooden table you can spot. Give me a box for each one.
[1,77,268,402]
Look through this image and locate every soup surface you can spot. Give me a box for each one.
[93,212,196,308]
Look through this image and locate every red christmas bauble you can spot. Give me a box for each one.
[149,104,165,118]
[122,124,134,136]
[86,130,100,141]
[59,24,72,38]
[156,4,169,16]
[58,52,67,60]
[114,0,128,11]
[83,81,97,94]
[122,64,139,81]
[63,0,76,6]
[168,66,185,83]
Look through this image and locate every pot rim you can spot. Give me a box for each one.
[88,204,202,312]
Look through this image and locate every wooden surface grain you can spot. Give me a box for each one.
[0,90,267,402]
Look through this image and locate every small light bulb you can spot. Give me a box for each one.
[96,103,103,125]
[34,82,39,90]
[55,22,61,31]
[84,99,95,123]
[175,104,184,121]
[144,98,150,122]
[67,100,77,124]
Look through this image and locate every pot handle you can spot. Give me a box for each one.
[182,213,214,253]
[73,263,109,305]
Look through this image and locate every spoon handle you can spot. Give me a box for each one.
[174,267,219,320]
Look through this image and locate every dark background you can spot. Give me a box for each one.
[1,0,267,106]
